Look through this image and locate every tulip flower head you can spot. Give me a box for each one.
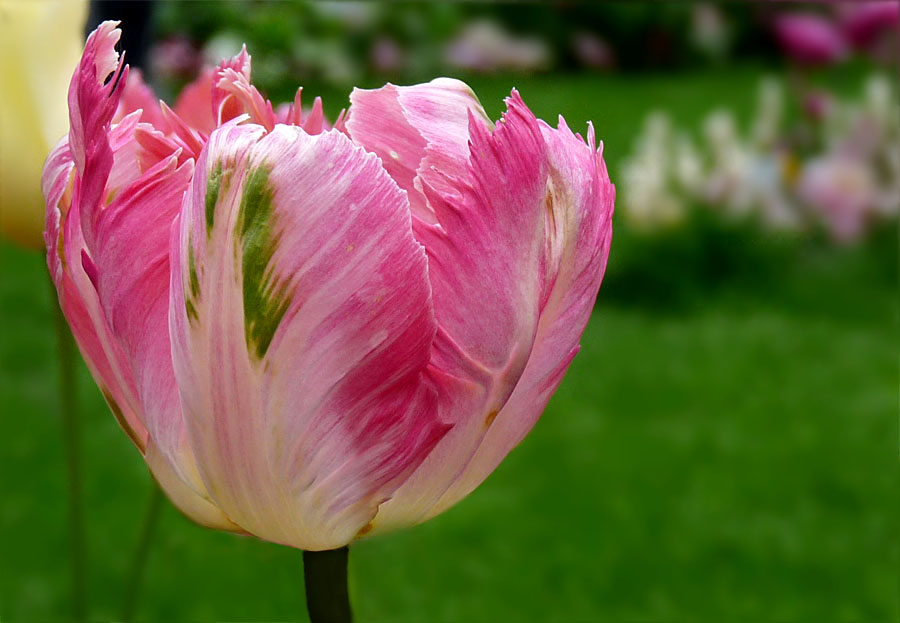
[44,22,614,550]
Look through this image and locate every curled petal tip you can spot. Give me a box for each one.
[88,20,123,77]
[587,121,597,153]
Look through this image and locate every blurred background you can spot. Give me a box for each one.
[1,1,896,621]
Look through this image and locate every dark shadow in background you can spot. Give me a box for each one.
[87,0,155,70]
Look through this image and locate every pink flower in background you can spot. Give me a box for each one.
[44,22,614,550]
[445,19,551,73]
[839,1,899,48]
[149,35,202,81]
[802,90,834,122]
[370,36,405,73]
[838,1,899,63]
[774,13,848,65]
[571,32,615,70]
[798,155,877,242]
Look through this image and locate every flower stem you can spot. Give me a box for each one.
[120,480,164,623]
[303,547,352,623]
[52,291,85,621]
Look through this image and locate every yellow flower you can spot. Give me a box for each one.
[0,0,87,248]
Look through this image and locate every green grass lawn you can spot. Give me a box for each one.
[1,68,896,622]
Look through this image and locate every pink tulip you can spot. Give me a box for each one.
[44,22,614,550]
[774,13,848,65]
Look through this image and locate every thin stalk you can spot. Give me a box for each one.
[52,291,85,621]
[120,481,164,623]
[303,547,352,623]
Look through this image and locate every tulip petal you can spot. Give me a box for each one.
[145,440,241,532]
[90,151,199,486]
[346,78,491,224]
[46,21,226,519]
[57,23,167,426]
[211,47,277,130]
[360,94,614,533]
[427,120,615,517]
[44,137,148,451]
[113,68,166,129]
[173,69,215,134]
[171,123,448,550]
[356,90,558,532]
[42,23,150,449]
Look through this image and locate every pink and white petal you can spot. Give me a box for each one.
[427,119,615,518]
[43,138,76,281]
[105,111,150,199]
[366,92,554,532]
[346,78,490,224]
[90,151,199,489]
[209,46,276,130]
[145,440,242,532]
[211,46,251,124]
[170,123,448,550]
[44,138,148,450]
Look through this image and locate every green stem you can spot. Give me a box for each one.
[52,291,85,621]
[303,547,352,623]
[120,481,164,623]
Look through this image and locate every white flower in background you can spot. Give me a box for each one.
[863,74,894,127]
[875,141,900,217]
[310,1,377,31]
[620,73,896,240]
[703,110,755,214]
[823,75,899,221]
[748,152,801,229]
[691,3,730,61]
[674,133,705,193]
[822,76,897,160]
[620,112,686,230]
[863,75,900,218]
[751,77,784,149]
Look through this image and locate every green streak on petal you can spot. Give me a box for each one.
[205,161,223,235]
[184,233,201,325]
[188,242,201,300]
[236,164,291,359]
[185,297,199,324]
